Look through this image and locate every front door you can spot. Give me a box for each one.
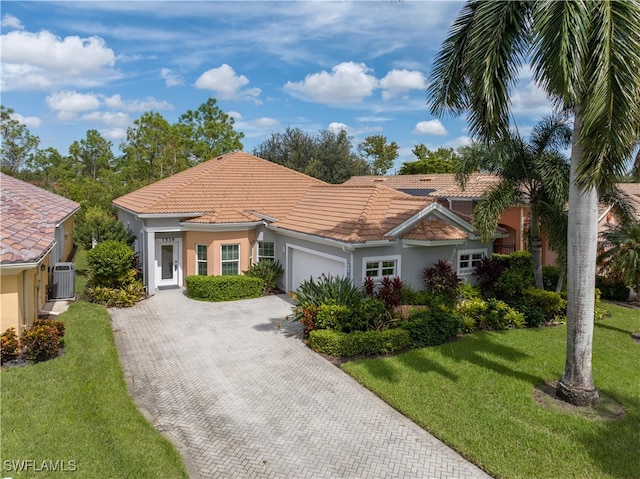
[156,239,180,288]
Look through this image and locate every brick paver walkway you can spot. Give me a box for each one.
[110,289,492,479]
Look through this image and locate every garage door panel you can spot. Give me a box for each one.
[290,248,346,291]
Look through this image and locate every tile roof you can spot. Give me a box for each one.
[274,185,444,242]
[113,151,327,222]
[617,183,640,221]
[1,173,80,265]
[343,173,500,199]
[401,218,468,242]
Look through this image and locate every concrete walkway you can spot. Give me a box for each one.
[110,289,492,479]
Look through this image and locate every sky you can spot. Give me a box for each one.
[1,1,556,173]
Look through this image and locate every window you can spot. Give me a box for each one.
[196,244,208,275]
[458,249,486,275]
[221,244,240,275]
[258,241,275,261]
[363,256,399,279]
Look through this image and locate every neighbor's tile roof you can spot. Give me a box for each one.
[113,152,327,222]
[275,185,451,242]
[618,183,640,221]
[1,173,80,265]
[401,218,468,241]
[343,173,500,199]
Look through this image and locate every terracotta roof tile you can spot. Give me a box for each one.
[618,183,640,221]
[275,185,435,242]
[401,218,467,241]
[343,173,499,198]
[113,152,327,222]
[1,173,80,264]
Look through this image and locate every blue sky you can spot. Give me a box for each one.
[1,1,555,172]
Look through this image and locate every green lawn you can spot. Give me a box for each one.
[1,301,188,479]
[343,304,640,479]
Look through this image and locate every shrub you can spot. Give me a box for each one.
[493,269,530,302]
[21,324,59,363]
[353,297,391,331]
[87,240,134,288]
[457,282,482,301]
[456,298,488,325]
[1,328,21,363]
[308,328,410,357]
[243,260,284,293]
[521,287,566,324]
[474,256,505,297]
[186,275,264,302]
[86,282,146,307]
[595,275,630,301]
[74,206,135,250]
[315,302,352,331]
[456,298,524,330]
[423,259,461,299]
[542,265,561,291]
[400,307,462,348]
[291,275,362,325]
[363,276,404,310]
[33,319,65,338]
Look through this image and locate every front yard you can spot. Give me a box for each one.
[343,303,640,479]
[0,301,188,478]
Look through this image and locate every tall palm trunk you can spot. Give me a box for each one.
[529,205,544,289]
[557,110,599,406]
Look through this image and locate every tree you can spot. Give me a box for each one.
[457,114,572,290]
[178,98,244,162]
[399,145,460,174]
[68,130,114,180]
[1,105,40,174]
[254,127,370,183]
[598,221,640,303]
[428,1,640,406]
[357,135,399,175]
[632,149,640,183]
[74,206,135,250]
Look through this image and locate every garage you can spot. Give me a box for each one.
[288,246,347,291]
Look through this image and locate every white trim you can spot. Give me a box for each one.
[402,239,466,247]
[180,221,263,232]
[155,238,182,288]
[362,255,401,282]
[196,244,208,275]
[385,202,477,238]
[457,248,487,276]
[220,243,241,275]
[257,240,276,261]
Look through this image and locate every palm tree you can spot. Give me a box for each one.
[428,1,640,406]
[458,114,571,290]
[598,221,640,303]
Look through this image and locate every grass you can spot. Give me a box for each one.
[1,301,189,478]
[73,247,89,296]
[342,304,640,479]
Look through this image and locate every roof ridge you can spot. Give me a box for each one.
[348,185,384,241]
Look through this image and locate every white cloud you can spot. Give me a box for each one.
[1,14,23,30]
[447,136,473,149]
[413,119,447,136]
[379,69,425,100]
[284,62,378,104]
[9,112,42,128]
[195,64,261,102]
[103,128,127,141]
[160,68,183,87]
[511,80,552,117]
[82,111,131,128]
[104,94,172,112]
[1,30,117,90]
[328,122,353,135]
[46,90,101,112]
[227,111,243,121]
[252,117,279,127]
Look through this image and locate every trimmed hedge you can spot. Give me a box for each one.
[308,328,410,357]
[400,307,462,348]
[186,275,264,302]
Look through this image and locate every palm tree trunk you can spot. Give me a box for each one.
[529,206,544,289]
[557,110,599,406]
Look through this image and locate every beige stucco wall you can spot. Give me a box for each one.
[61,216,75,261]
[183,230,256,277]
[1,272,22,333]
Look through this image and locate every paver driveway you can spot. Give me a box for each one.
[110,289,492,479]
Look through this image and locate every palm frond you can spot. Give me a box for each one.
[600,185,637,226]
[472,179,520,242]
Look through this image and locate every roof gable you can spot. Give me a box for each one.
[113,152,327,222]
[1,173,80,264]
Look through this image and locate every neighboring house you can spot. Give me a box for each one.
[343,173,557,265]
[599,183,640,229]
[1,173,80,334]
[113,152,502,294]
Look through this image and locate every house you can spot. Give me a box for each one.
[599,183,640,229]
[343,173,557,264]
[1,173,80,334]
[113,152,502,294]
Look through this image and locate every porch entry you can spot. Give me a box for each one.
[155,237,181,288]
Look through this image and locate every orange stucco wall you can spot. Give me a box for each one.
[183,230,256,277]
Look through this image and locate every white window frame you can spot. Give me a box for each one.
[257,241,275,262]
[220,244,240,276]
[362,255,401,281]
[196,244,208,276]
[457,249,487,276]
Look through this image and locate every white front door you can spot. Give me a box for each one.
[155,239,180,288]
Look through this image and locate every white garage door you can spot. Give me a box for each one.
[289,248,347,291]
